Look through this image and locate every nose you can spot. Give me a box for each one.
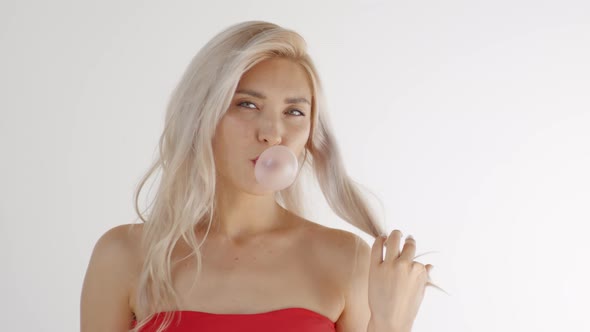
[258,129,282,145]
[257,117,283,145]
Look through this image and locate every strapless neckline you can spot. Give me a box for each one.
[134,307,336,324]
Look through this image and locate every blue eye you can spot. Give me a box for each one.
[237,101,305,116]
[289,109,305,116]
[238,101,257,109]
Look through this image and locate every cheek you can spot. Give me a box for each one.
[215,117,250,148]
[213,118,252,167]
[289,123,311,155]
[294,121,311,142]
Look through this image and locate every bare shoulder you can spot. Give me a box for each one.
[296,217,370,282]
[298,218,367,259]
[295,218,373,330]
[80,223,143,331]
[90,223,144,264]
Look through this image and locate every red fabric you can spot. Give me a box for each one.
[131,307,336,332]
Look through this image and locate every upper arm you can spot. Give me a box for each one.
[335,234,372,332]
[80,224,137,331]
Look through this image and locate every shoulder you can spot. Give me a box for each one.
[296,217,370,280]
[80,223,144,330]
[299,217,368,256]
[301,221,373,330]
[92,223,143,261]
[84,223,144,287]
[295,218,372,322]
[84,223,145,298]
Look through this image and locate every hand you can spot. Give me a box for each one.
[368,230,433,332]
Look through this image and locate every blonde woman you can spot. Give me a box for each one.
[80,21,437,332]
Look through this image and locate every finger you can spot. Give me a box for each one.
[371,235,387,265]
[399,235,417,261]
[384,229,403,262]
[424,264,434,281]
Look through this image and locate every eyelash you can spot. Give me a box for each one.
[237,101,306,116]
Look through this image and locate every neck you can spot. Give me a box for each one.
[209,186,287,242]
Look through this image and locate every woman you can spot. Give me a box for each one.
[80,21,436,332]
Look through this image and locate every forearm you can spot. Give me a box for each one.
[367,317,411,332]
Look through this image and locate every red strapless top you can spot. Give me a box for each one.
[131,307,336,332]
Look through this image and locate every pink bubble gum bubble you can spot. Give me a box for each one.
[254,145,299,192]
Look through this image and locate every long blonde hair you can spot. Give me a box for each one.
[129,20,390,332]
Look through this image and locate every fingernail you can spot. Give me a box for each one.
[407,234,414,240]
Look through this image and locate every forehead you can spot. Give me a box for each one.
[236,58,312,97]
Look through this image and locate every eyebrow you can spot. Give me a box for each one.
[235,89,311,106]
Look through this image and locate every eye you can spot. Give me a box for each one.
[288,109,305,117]
[238,101,257,109]
[237,101,305,117]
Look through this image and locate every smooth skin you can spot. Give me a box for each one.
[368,231,434,332]
[79,226,431,332]
[80,57,432,332]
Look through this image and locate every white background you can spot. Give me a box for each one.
[1,0,589,331]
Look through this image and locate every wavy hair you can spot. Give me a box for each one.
[127,20,428,332]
